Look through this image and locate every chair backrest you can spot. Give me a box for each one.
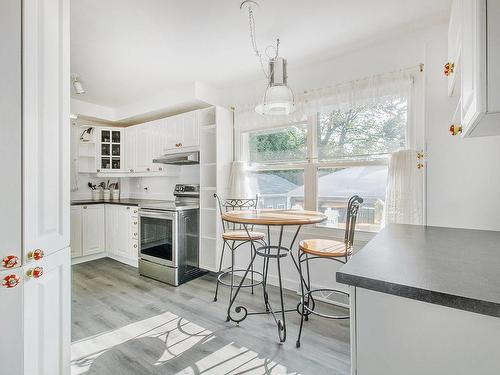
[344,195,364,249]
[214,194,259,232]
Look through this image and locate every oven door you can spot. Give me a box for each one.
[139,209,177,267]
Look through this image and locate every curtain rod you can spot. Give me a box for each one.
[301,63,424,95]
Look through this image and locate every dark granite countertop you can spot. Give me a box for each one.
[337,224,500,318]
[71,198,169,206]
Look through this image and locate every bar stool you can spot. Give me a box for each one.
[213,195,267,319]
[296,195,363,348]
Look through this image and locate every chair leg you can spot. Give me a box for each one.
[250,245,254,295]
[304,253,312,322]
[226,243,235,322]
[213,241,227,302]
[297,252,306,348]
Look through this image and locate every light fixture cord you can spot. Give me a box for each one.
[247,5,270,78]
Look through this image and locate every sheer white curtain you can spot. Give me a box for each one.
[236,70,413,133]
[384,150,423,225]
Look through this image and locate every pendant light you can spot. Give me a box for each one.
[240,1,295,115]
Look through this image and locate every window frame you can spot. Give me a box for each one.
[244,116,391,223]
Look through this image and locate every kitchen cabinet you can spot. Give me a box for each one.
[23,248,70,375]
[106,205,138,266]
[0,268,23,375]
[0,0,71,373]
[71,206,82,257]
[71,205,105,258]
[97,128,124,172]
[447,0,462,96]
[449,0,500,137]
[125,120,167,173]
[165,111,199,151]
[82,205,105,255]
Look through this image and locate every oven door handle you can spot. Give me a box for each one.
[139,210,177,220]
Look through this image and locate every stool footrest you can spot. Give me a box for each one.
[217,269,263,288]
[300,288,350,320]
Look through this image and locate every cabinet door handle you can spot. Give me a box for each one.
[130,169,134,172]
[27,249,44,261]
[146,168,150,171]
[444,62,454,76]
[158,167,163,171]
[126,207,130,210]
[26,267,43,279]
[2,255,19,269]
[133,244,138,248]
[134,221,138,225]
[2,274,20,288]
[83,206,87,209]
[134,232,138,236]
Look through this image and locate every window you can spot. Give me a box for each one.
[249,169,305,209]
[242,93,408,232]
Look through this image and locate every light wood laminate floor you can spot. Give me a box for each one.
[72,258,350,375]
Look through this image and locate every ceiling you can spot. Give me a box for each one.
[71,0,451,108]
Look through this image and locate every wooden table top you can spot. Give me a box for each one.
[222,209,327,226]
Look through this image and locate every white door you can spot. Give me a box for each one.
[181,111,199,148]
[82,205,105,255]
[70,206,82,258]
[23,248,70,375]
[0,0,22,269]
[19,0,70,373]
[23,0,70,259]
[0,268,23,375]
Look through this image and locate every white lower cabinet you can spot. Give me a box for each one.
[70,206,82,257]
[71,205,105,259]
[23,247,71,375]
[105,205,139,267]
[82,205,105,255]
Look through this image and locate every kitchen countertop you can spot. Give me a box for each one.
[71,198,169,206]
[337,224,500,318]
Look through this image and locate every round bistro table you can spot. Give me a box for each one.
[221,209,327,343]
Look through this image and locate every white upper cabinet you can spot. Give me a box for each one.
[450,0,500,137]
[97,128,124,172]
[124,126,138,173]
[447,0,462,96]
[23,0,70,259]
[165,111,199,151]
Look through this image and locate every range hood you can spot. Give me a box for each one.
[153,151,200,165]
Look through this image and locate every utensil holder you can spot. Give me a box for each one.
[92,189,101,201]
[103,189,111,200]
[111,189,120,200]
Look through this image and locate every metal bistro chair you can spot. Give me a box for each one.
[296,195,363,348]
[213,194,267,319]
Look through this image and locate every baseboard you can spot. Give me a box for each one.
[107,253,138,268]
[72,252,106,265]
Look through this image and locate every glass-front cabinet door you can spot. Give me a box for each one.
[98,128,122,171]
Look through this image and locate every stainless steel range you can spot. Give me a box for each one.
[138,184,204,286]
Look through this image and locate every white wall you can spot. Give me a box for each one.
[225,23,500,296]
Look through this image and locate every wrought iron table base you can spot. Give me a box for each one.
[226,224,303,343]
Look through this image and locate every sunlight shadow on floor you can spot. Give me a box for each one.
[71,311,299,375]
